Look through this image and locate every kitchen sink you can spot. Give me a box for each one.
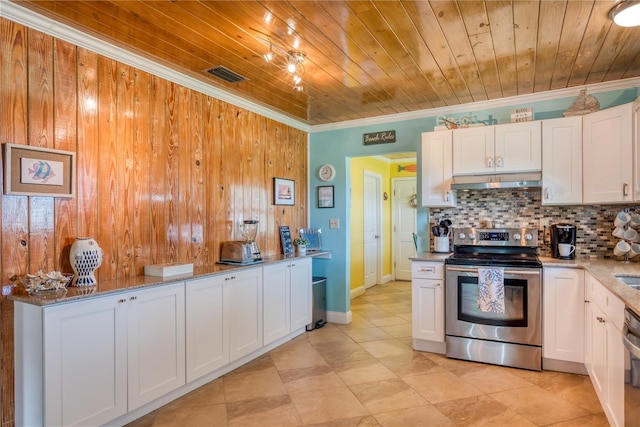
[614,274,640,289]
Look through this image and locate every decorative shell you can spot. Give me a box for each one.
[19,270,73,294]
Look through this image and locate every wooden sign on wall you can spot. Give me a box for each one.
[363,130,396,145]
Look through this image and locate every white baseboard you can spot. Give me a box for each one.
[381,274,393,284]
[350,286,365,299]
[327,310,352,324]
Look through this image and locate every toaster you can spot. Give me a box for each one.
[220,241,257,264]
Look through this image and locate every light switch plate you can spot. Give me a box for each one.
[329,218,340,229]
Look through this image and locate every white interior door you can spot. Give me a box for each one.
[363,172,381,288]
[393,178,417,281]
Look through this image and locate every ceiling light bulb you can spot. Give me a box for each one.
[264,51,275,62]
[287,62,297,73]
[293,85,303,92]
[610,1,640,27]
[293,75,302,84]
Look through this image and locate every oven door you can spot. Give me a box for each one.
[445,265,541,346]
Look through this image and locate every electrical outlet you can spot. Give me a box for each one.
[539,218,550,228]
[329,218,340,229]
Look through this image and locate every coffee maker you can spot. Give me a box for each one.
[550,223,577,259]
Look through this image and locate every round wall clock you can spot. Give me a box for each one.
[318,164,336,182]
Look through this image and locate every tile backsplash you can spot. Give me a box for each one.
[429,189,640,259]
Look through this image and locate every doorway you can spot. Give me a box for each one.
[363,171,382,288]
[393,178,417,281]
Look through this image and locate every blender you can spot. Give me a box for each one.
[241,219,262,261]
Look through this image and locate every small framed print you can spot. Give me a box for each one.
[317,185,334,208]
[274,177,295,206]
[3,143,76,197]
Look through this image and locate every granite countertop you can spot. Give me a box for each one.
[411,252,640,316]
[9,252,329,307]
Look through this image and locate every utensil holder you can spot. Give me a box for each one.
[434,236,450,253]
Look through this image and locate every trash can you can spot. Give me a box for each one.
[307,277,327,331]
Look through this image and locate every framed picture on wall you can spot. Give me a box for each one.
[274,177,295,206]
[3,143,76,197]
[317,185,334,208]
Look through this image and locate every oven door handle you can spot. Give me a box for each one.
[446,266,541,276]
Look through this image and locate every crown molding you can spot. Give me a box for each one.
[310,78,640,133]
[1,0,311,132]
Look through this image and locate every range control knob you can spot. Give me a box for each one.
[458,233,466,241]
[525,233,533,241]
[468,233,476,241]
[513,233,522,241]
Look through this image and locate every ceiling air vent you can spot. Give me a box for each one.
[204,65,249,84]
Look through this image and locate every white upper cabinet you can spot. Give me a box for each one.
[494,121,542,173]
[633,98,640,201]
[583,102,633,203]
[421,131,456,207]
[452,126,495,175]
[453,122,541,175]
[542,116,583,205]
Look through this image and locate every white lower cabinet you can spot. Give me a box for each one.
[289,258,312,330]
[185,267,263,381]
[263,258,312,345]
[185,275,228,383]
[542,268,585,363]
[225,268,264,362]
[127,283,186,410]
[15,282,185,427]
[411,261,445,348]
[584,273,625,427]
[15,261,308,426]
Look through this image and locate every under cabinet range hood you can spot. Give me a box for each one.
[450,172,542,190]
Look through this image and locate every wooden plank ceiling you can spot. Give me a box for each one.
[11,0,640,126]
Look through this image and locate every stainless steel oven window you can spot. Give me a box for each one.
[456,276,528,326]
[445,266,541,346]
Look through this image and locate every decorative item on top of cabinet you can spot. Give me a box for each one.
[421,131,456,207]
[69,237,103,286]
[563,89,600,117]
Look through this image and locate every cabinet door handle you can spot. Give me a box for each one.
[487,156,493,168]
[444,191,449,202]
[129,296,137,301]
[496,156,503,168]
[419,267,435,273]
[623,183,629,197]
[597,316,605,323]
[544,188,551,200]
[118,298,126,304]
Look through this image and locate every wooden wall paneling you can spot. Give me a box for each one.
[219,102,237,244]
[232,109,244,242]
[149,76,167,264]
[263,119,277,255]
[53,39,78,273]
[97,56,119,281]
[0,19,27,427]
[190,91,204,267]
[254,116,268,255]
[76,47,100,240]
[132,69,152,275]
[27,29,55,275]
[116,63,135,278]
[204,96,219,264]
[164,82,180,263]
[177,86,192,264]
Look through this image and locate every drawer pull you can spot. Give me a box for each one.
[419,268,435,273]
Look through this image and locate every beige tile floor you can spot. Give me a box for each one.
[127,281,609,427]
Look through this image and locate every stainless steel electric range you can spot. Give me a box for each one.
[444,227,542,371]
